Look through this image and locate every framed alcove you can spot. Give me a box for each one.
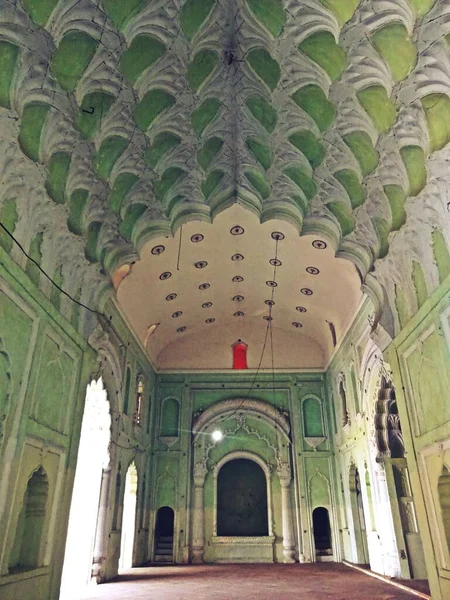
[301,395,327,451]
[211,451,275,563]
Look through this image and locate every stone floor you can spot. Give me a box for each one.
[79,564,426,599]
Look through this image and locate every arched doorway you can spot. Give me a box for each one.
[154,506,174,562]
[119,462,138,570]
[349,466,369,565]
[312,507,332,561]
[60,379,111,599]
[217,458,268,536]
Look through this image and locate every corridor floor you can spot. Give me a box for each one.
[79,564,426,600]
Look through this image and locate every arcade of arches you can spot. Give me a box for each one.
[1,0,450,599]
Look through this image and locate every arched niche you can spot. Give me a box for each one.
[337,375,349,427]
[213,451,273,538]
[123,366,131,415]
[302,395,326,450]
[160,398,180,437]
[438,465,450,555]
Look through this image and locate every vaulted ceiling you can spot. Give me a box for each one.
[1,0,450,368]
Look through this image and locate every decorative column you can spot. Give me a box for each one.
[92,466,111,583]
[277,461,296,563]
[192,461,208,563]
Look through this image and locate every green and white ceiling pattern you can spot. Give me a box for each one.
[1,0,450,344]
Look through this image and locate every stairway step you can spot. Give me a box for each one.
[157,543,173,549]
[157,548,173,555]
[159,536,173,542]
[154,554,173,563]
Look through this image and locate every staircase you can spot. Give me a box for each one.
[154,535,173,563]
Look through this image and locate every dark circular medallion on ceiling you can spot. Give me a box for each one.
[176,326,186,333]
[306,266,320,275]
[190,233,204,243]
[230,225,244,235]
[301,288,313,296]
[266,280,277,288]
[195,261,208,269]
[205,318,215,324]
[151,244,165,255]
[199,282,210,290]
[269,258,282,267]
[234,311,244,317]
[292,322,303,328]
[312,239,327,250]
[202,302,213,308]
[233,295,244,302]
[172,311,182,318]
[265,299,275,306]
[159,271,172,280]
[231,253,244,262]
[296,306,307,313]
[166,293,177,301]
[271,231,285,241]
[232,275,244,283]
[263,315,273,321]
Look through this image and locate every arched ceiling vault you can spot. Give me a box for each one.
[1,0,450,365]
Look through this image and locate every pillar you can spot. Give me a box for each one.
[277,461,296,563]
[192,462,207,563]
[92,466,111,583]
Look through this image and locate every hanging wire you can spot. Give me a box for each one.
[0,220,106,317]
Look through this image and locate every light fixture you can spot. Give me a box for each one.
[212,429,223,442]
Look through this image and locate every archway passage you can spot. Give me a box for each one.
[154,506,174,563]
[313,507,332,560]
[60,379,111,599]
[119,462,138,570]
[217,459,268,536]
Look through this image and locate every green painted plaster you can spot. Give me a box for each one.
[432,229,450,283]
[245,137,273,170]
[119,204,147,240]
[181,0,216,41]
[246,96,277,133]
[372,217,389,258]
[292,85,335,132]
[291,194,308,214]
[119,35,166,85]
[102,0,148,30]
[245,170,271,199]
[246,48,281,91]
[75,92,115,139]
[85,221,102,263]
[327,201,355,236]
[318,0,360,26]
[50,266,63,310]
[357,86,396,134]
[154,168,186,202]
[421,94,450,153]
[202,169,224,199]
[192,98,221,137]
[371,24,416,82]
[109,173,139,213]
[246,0,286,38]
[0,42,19,109]
[25,232,43,286]
[144,132,181,168]
[334,169,365,208]
[412,261,428,308]
[0,199,18,254]
[198,137,224,170]
[21,0,58,26]
[400,145,427,197]
[18,103,50,163]
[395,283,410,329]
[299,32,346,81]
[165,194,185,216]
[288,130,326,169]
[67,189,89,235]
[343,131,379,176]
[383,184,407,231]
[284,166,317,200]
[134,89,176,132]
[71,289,81,330]
[45,153,71,204]
[51,32,98,92]
[187,50,219,92]
[303,397,324,437]
[94,136,128,180]
[407,0,436,17]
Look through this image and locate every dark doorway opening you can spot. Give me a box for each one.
[217,458,268,536]
[154,506,174,563]
[313,507,332,558]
